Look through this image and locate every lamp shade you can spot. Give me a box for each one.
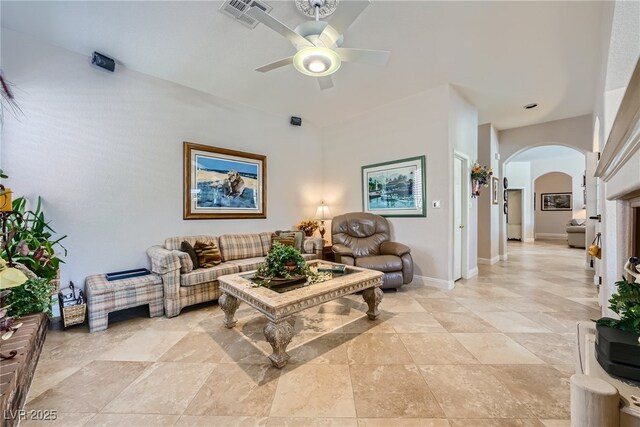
[314,204,332,221]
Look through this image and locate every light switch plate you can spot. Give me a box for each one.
[432,200,441,209]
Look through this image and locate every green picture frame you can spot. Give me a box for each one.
[361,155,426,217]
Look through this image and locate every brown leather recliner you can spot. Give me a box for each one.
[331,212,413,290]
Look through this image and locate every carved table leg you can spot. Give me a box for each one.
[263,319,294,368]
[362,287,384,320]
[219,293,240,328]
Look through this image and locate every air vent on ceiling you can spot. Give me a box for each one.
[219,0,273,29]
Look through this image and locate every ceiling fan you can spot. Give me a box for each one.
[246,0,390,90]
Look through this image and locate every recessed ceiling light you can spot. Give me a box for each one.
[524,103,538,109]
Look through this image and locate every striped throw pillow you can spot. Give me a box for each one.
[194,241,222,268]
[271,233,296,248]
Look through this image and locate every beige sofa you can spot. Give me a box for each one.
[567,219,586,248]
[147,232,323,317]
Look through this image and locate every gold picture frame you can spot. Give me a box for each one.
[183,142,266,219]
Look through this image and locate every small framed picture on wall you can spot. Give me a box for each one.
[492,177,499,205]
[541,193,572,211]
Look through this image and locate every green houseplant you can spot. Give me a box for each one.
[594,266,640,381]
[5,277,53,318]
[0,171,65,319]
[256,241,313,281]
[4,196,67,281]
[597,276,640,334]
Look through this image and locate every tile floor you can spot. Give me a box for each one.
[23,240,599,426]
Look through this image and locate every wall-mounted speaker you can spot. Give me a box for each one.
[91,52,115,72]
[290,116,302,126]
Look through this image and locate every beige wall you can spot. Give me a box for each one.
[477,124,500,262]
[323,85,478,287]
[534,172,573,236]
[1,29,324,289]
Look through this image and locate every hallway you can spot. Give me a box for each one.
[24,240,598,426]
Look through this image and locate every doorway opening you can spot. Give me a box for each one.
[503,144,586,251]
[507,189,523,241]
[534,172,573,240]
[453,153,469,282]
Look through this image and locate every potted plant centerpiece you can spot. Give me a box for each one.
[595,257,640,381]
[256,241,314,285]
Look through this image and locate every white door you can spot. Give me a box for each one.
[585,152,600,283]
[507,189,523,240]
[453,156,463,280]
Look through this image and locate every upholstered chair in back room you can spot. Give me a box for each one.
[331,212,413,290]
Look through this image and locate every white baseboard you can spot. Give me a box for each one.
[535,233,567,239]
[523,237,535,242]
[411,275,455,290]
[499,253,508,261]
[477,256,500,265]
[466,267,478,279]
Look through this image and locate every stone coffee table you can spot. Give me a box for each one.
[217,260,384,368]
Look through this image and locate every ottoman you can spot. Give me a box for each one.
[85,273,164,332]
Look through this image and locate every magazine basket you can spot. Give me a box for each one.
[58,282,86,328]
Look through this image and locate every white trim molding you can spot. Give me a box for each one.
[411,275,455,290]
[535,233,568,240]
[477,256,500,265]
[466,267,479,279]
[500,253,509,261]
[595,58,640,182]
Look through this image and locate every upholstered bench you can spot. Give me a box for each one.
[85,273,164,332]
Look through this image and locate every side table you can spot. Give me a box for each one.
[322,245,335,262]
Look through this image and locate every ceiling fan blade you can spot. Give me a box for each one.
[246,7,313,48]
[334,48,390,66]
[255,56,294,73]
[318,0,371,47]
[318,76,334,90]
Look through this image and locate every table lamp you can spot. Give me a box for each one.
[314,203,332,241]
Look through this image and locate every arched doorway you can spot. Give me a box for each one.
[534,172,574,239]
[503,145,586,244]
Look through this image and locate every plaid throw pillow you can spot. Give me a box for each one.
[194,241,222,268]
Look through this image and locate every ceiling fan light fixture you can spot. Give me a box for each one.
[308,59,328,73]
[293,47,341,77]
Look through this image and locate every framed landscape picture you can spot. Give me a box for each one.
[183,142,266,219]
[541,192,572,211]
[361,155,426,217]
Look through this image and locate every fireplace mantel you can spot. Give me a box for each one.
[595,57,640,189]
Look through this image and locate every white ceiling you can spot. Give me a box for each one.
[1,1,608,130]
[510,145,584,163]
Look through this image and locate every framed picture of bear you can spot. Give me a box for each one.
[183,142,266,219]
